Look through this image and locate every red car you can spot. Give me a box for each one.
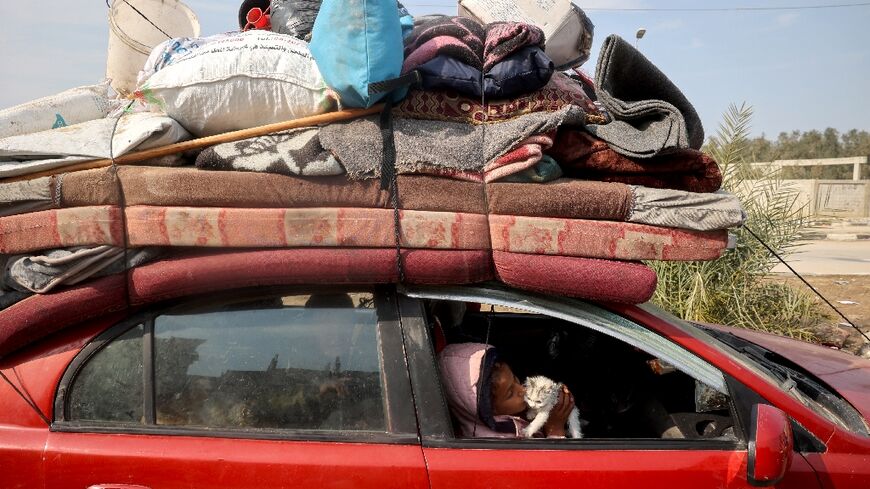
[1,259,869,489]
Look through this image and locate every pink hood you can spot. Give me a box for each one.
[437,342,527,438]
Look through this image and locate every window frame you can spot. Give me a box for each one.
[397,284,748,451]
[53,285,419,444]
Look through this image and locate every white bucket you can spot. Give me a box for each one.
[106,0,200,95]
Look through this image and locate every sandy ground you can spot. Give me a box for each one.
[775,274,870,353]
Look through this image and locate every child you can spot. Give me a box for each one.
[438,342,575,438]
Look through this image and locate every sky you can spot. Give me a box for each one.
[0,0,868,140]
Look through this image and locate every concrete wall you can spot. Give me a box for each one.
[741,180,870,218]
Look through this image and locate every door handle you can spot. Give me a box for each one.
[88,485,152,489]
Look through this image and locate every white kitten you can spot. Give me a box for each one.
[523,375,583,438]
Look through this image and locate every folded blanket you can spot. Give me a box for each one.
[4,245,162,293]
[0,112,191,178]
[403,16,485,72]
[499,155,562,183]
[320,105,584,180]
[629,187,746,231]
[0,176,55,217]
[483,21,545,71]
[588,35,704,158]
[548,129,722,192]
[483,132,553,182]
[410,47,553,100]
[195,127,343,177]
[482,45,553,99]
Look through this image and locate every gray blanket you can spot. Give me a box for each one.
[0,176,55,217]
[628,187,746,231]
[320,106,585,179]
[195,127,343,176]
[588,35,704,158]
[4,246,163,294]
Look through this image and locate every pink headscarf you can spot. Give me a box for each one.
[437,342,528,438]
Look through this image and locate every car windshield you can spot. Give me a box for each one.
[702,326,869,436]
[638,302,869,436]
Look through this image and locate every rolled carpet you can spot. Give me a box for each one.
[127,248,494,305]
[0,274,128,359]
[0,248,494,357]
[493,251,657,303]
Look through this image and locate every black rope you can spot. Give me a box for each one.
[744,226,870,343]
[379,104,405,283]
[109,102,136,325]
[0,369,51,426]
[472,305,495,437]
[107,0,174,41]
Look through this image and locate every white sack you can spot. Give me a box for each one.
[458,0,594,69]
[0,82,116,139]
[0,112,191,178]
[138,30,337,137]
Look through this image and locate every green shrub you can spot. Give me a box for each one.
[649,103,826,340]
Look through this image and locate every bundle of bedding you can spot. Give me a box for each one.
[0,6,747,323]
[0,157,742,316]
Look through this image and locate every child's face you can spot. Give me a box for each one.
[490,362,526,416]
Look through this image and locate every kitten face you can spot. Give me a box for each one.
[524,376,560,410]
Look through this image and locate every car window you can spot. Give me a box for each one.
[154,293,384,430]
[404,286,738,443]
[66,292,387,433]
[68,324,145,423]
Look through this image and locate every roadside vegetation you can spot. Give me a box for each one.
[650,103,827,340]
[745,126,870,179]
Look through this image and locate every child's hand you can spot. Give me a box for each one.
[543,386,575,437]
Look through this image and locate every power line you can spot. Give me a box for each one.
[404,2,870,12]
[584,2,870,12]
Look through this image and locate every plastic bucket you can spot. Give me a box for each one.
[107,0,200,95]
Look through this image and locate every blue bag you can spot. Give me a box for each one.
[310,0,407,108]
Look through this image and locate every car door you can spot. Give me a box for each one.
[46,287,428,489]
[396,286,820,489]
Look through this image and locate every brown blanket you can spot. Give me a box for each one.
[548,130,723,193]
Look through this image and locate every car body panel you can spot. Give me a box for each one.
[44,433,429,489]
[422,447,819,489]
[706,323,870,423]
[1,282,869,487]
[609,303,841,444]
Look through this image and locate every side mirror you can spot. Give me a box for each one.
[748,404,793,486]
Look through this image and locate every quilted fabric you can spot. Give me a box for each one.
[124,207,490,249]
[0,205,728,260]
[488,214,727,261]
[0,206,123,254]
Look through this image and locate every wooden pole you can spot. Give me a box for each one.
[1,105,383,183]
